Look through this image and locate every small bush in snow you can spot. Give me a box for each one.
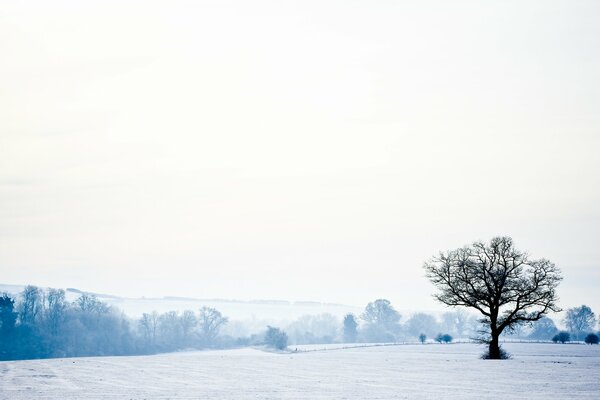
[552,331,570,343]
[419,333,426,344]
[435,333,453,343]
[584,333,599,345]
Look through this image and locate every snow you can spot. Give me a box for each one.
[1,343,599,399]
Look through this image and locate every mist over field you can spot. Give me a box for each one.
[2,0,600,399]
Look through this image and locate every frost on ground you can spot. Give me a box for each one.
[1,343,599,399]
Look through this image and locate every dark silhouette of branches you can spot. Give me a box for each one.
[424,236,562,359]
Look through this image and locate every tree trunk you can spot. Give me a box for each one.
[488,335,501,359]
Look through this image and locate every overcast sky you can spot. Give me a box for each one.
[1,0,599,313]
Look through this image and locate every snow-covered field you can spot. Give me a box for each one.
[1,343,599,399]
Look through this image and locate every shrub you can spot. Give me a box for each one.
[481,345,511,360]
[435,333,452,343]
[552,331,570,343]
[264,326,288,350]
[584,333,599,345]
[419,333,426,344]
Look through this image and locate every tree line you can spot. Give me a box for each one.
[0,287,476,360]
[340,300,600,345]
[1,287,134,360]
[1,285,598,361]
[0,286,254,360]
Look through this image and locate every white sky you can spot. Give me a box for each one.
[1,0,599,313]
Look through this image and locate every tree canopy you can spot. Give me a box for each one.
[424,236,562,359]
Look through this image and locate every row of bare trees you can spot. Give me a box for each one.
[0,286,235,360]
[1,285,304,360]
[136,307,228,352]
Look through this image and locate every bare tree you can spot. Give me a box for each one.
[158,311,182,349]
[198,307,227,346]
[75,293,108,314]
[287,313,339,344]
[360,299,401,342]
[439,309,477,338]
[45,289,66,335]
[19,285,42,325]
[528,316,558,340]
[180,310,197,346]
[424,236,562,359]
[564,305,596,340]
[361,299,400,330]
[343,314,358,343]
[264,326,288,350]
[405,313,439,339]
[139,311,159,348]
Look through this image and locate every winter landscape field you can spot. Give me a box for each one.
[3,1,600,399]
[2,343,599,400]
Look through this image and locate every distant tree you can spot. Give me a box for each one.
[440,309,478,338]
[139,311,159,349]
[564,305,596,340]
[552,331,570,344]
[19,285,42,325]
[0,294,18,359]
[361,299,401,342]
[406,313,438,339]
[361,299,401,328]
[343,314,358,343]
[158,311,182,350]
[198,307,228,346]
[264,326,288,350]
[502,322,528,339]
[424,236,562,359]
[584,333,599,345]
[0,294,17,334]
[419,333,426,344]
[287,313,339,345]
[435,333,453,343]
[528,317,559,341]
[440,312,459,337]
[45,289,66,336]
[75,293,108,314]
[180,310,197,346]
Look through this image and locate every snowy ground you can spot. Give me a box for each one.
[1,343,599,399]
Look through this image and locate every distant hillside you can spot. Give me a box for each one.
[0,283,361,321]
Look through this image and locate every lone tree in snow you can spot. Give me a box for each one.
[424,236,562,359]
